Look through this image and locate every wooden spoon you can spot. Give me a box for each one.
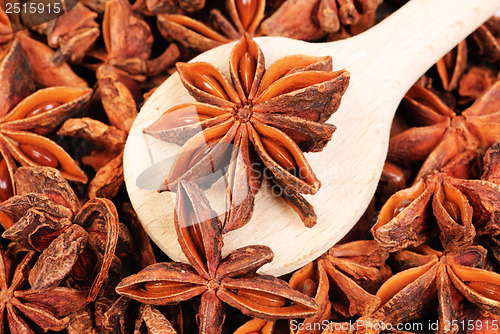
[124,0,500,276]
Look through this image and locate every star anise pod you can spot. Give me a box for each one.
[372,150,482,252]
[457,66,496,105]
[0,244,88,333]
[115,181,319,334]
[0,166,121,303]
[372,244,500,332]
[261,0,382,42]
[104,296,185,334]
[86,0,180,79]
[58,65,138,199]
[0,59,91,202]
[233,240,387,334]
[102,204,184,334]
[0,23,89,88]
[388,79,500,180]
[29,2,100,64]
[472,15,500,63]
[435,40,467,92]
[136,0,206,14]
[0,39,35,117]
[144,34,349,231]
[158,0,266,52]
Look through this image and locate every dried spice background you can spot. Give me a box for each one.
[0,0,498,333]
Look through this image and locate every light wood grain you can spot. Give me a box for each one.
[124,0,500,276]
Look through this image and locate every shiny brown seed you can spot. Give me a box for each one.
[156,108,212,130]
[0,158,12,202]
[237,289,287,307]
[25,101,62,118]
[19,144,59,168]
[236,0,259,30]
[261,137,297,174]
[193,73,230,101]
[467,281,500,301]
[296,278,318,298]
[239,52,257,95]
[393,199,412,217]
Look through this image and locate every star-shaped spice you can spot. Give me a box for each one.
[115,181,319,334]
[30,3,100,64]
[0,46,91,202]
[158,0,266,52]
[371,244,500,329]
[372,150,480,252]
[144,34,349,231]
[0,166,121,302]
[388,80,500,181]
[373,147,500,254]
[158,0,384,54]
[0,16,89,88]
[58,65,138,199]
[86,0,180,79]
[284,240,388,334]
[0,244,87,333]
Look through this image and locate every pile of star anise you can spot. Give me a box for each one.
[0,0,498,333]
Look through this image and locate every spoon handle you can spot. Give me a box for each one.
[327,0,500,104]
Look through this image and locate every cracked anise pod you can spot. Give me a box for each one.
[458,66,497,104]
[0,244,88,333]
[144,34,349,231]
[87,0,180,78]
[0,167,121,303]
[59,65,138,198]
[104,295,185,334]
[16,32,89,88]
[33,3,100,63]
[158,0,265,52]
[372,150,481,252]
[116,181,319,334]
[371,244,500,331]
[0,85,91,202]
[261,0,382,41]
[388,79,500,180]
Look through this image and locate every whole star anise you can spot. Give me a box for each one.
[144,34,349,231]
[0,65,91,202]
[388,79,500,181]
[372,150,482,253]
[372,244,500,331]
[115,181,319,334]
[0,244,88,333]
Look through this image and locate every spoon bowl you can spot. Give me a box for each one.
[124,0,500,276]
